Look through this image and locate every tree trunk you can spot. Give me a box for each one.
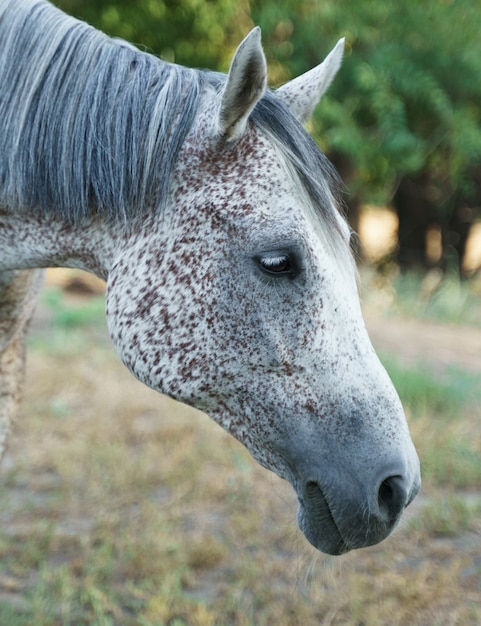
[393,175,438,271]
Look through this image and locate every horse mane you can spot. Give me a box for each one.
[0,0,212,223]
[251,95,346,244]
[0,0,344,241]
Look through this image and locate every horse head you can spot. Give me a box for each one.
[106,29,420,554]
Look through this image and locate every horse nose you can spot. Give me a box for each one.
[376,474,412,524]
[296,459,420,554]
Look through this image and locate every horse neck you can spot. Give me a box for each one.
[0,209,127,280]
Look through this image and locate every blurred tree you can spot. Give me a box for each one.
[251,0,481,273]
[54,0,251,70]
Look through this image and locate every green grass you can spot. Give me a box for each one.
[382,357,481,490]
[383,357,481,418]
[393,271,479,325]
[29,288,108,356]
[361,266,481,326]
[411,494,480,538]
[41,287,106,329]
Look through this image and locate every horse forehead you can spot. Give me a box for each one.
[178,124,289,195]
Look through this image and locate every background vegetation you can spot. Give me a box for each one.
[54,0,481,274]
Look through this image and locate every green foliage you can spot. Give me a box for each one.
[251,0,481,204]
[53,0,481,205]
[54,0,251,70]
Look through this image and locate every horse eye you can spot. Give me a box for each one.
[258,254,293,275]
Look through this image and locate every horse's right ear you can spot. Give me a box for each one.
[276,38,345,123]
[218,27,267,141]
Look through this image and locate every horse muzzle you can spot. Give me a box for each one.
[295,460,421,555]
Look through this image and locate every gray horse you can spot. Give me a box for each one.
[0,0,420,555]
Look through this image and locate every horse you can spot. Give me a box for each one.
[0,0,420,556]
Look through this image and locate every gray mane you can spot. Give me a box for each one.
[0,0,343,233]
[0,0,212,223]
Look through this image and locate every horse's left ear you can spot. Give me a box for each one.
[276,38,345,123]
[218,27,267,140]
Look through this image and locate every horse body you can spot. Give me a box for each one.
[0,0,420,555]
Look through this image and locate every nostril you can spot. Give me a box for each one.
[305,480,320,496]
[378,478,393,503]
[377,475,408,523]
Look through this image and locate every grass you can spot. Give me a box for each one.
[380,357,481,490]
[383,357,481,417]
[41,287,106,329]
[0,273,480,624]
[361,265,481,326]
[411,494,480,537]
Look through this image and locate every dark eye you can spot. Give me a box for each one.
[258,253,293,276]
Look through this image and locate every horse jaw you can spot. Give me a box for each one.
[218,27,267,140]
[276,38,345,123]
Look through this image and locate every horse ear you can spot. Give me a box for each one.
[276,38,345,123]
[218,27,267,140]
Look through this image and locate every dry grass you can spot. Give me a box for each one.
[0,279,480,625]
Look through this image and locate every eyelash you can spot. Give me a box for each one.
[257,252,297,277]
[260,254,290,271]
